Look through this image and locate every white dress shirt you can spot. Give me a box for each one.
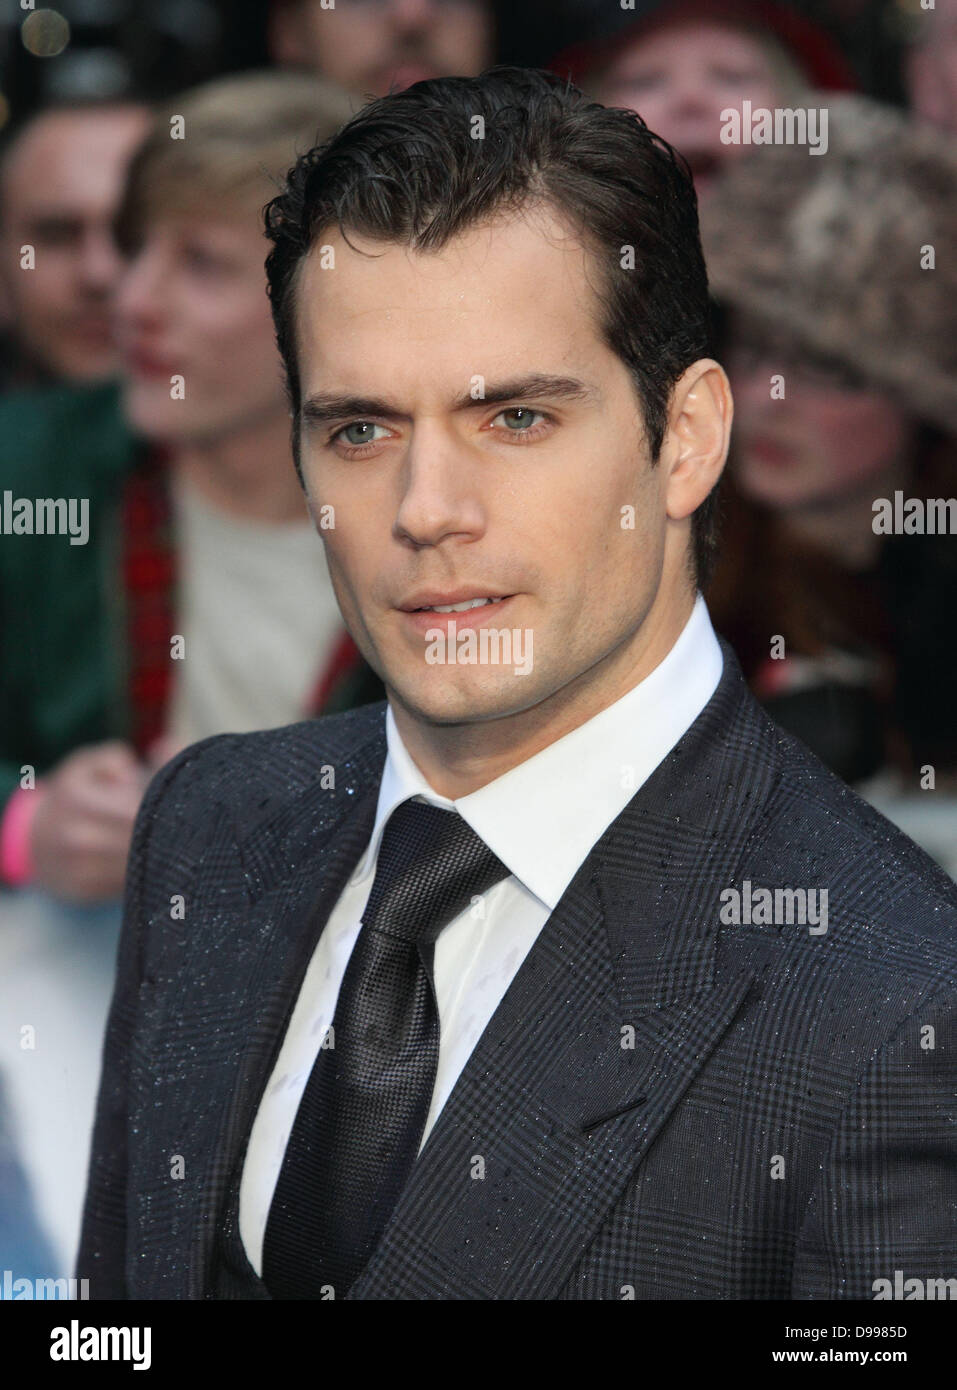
[239,593,724,1273]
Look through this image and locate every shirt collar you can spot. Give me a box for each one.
[351,594,723,909]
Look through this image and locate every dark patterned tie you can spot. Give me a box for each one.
[261,797,510,1299]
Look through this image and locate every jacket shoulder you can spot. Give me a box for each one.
[146,702,388,834]
[748,719,957,972]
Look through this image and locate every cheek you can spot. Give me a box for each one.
[538,442,629,531]
[193,296,278,387]
[320,509,365,569]
[437,12,490,57]
[721,78,779,108]
[614,90,670,129]
[317,535,357,604]
[815,399,908,480]
[309,476,389,579]
[32,261,74,304]
[547,453,658,585]
[315,15,377,59]
[726,369,765,412]
[194,286,270,343]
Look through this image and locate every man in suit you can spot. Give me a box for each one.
[77,66,957,1300]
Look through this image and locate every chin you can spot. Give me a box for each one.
[58,352,120,383]
[391,668,541,726]
[123,386,175,438]
[124,392,217,447]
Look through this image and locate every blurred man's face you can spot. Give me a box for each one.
[293,206,726,736]
[597,22,784,200]
[726,321,913,510]
[116,209,287,446]
[0,105,148,381]
[271,0,493,95]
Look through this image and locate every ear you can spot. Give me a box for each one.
[661,358,732,522]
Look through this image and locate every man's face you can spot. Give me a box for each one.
[0,105,149,381]
[597,22,784,201]
[116,209,288,446]
[294,206,692,730]
[272,0,493,95]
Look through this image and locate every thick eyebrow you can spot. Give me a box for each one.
[300,373,601,429]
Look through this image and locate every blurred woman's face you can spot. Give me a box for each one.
[115,208,287,445]
[726,333,914,510]
[597,22,785,199]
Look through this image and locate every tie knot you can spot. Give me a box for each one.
[361,799,509,945]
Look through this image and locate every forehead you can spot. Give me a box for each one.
[611,22,774,72]
[135,197,265,251]
[4,108,145,210]
[293,204,612,388]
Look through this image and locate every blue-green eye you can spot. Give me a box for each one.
[493,407,546,431]
[335,421,389,447]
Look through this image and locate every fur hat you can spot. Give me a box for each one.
[699,92,957,433]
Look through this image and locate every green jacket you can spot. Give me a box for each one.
[0,380,382,821]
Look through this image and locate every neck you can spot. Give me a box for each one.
[170,406,306,523]
[782,454,914,568]
[389,582,697,799]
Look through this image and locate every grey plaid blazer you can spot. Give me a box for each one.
[76,638,957,1299]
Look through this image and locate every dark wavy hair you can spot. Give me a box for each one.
[264,65,720,586]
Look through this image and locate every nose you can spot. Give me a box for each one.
[663,73,718,122]
[76,223,123,295]
[388,0,434,29]
[393,426,487,549]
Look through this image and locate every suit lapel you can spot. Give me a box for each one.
[349,646,777,1299]
[132,720,387,1298]
[145,642,780,1301]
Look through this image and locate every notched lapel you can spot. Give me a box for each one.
[347,857,756,1301]
[131,728,385,1298]
[349,650,776,1300]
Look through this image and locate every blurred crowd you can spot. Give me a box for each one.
[0,0,954,1283]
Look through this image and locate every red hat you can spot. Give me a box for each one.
[549,0,859,94]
